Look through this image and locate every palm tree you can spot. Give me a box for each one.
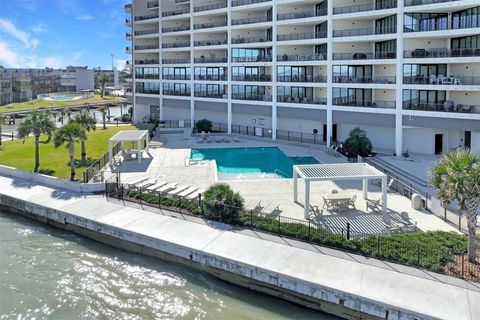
[98,106,109,129]
[430,148,480,262]
[98,73,109,97]
[53,123,87,181]
[0,113,6,146]
[343,127,373,158]
[72,111,97,162]
[17,111,56,172]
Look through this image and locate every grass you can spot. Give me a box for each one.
[0,125,136,180]
[0,95,126,113]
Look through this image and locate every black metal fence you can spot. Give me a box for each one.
[83,142,121,183]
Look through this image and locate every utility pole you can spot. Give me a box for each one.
[111,54,114,70]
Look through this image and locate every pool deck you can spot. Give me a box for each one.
[106,134,459,236]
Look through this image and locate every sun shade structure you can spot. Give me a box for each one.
[293,163,388,218]
[109,130,149,165]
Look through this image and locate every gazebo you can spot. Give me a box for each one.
[109,130,149,165]
[293,162,388,218]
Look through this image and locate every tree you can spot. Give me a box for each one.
[203,184,244,223]
[98,106,109,129]
[0,113,6,146]
[72,111,97,162]
[98,73,110,97]
[195,118,212,133]
[343,127,373,157]
[430,148,480,262]
[17,111,56,172]
[53,123,87,181]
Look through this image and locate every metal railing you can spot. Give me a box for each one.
[162,25,190,33]
[162,42,190,48]
[333,76,396,84]
[405,0,460,5]
[194,39,227,47]
[404,48,480,59]
[333,26,396,37]
[333,0,397,14]
[403,102,478,113]
[83,143,121,183]
[162,58,190,64]
[232,74,272,82]
[163,90,191,96]
[136,89,160,95]
[163,75,191,80]
[134,29,159,36]
[232,56,272,62]
[277,96,327,105]
[147,1,159,8]
[232,0,271,6]
[232,16,271,25]
[404,21,480,33]
[194,91,227,99]
[134,13,159,21]
[193,21,227,29]
[277,53,327,62]
[162,8,190,17]
[333,99,396,109]
[231,36,271,44]
[135,74,160,79]
[277,31,327,41]
[403,76,480,85]
[277,75,326,83]
[231,93,272,101]
[194,57,228,63]
[134,45,158,50]
[333,52,396,60]
[194,75,227,81]
[277,10,326,20]
[194,2,227,12]
[159,119,192,128]
[135,59,159,65]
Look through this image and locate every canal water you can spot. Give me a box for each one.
[0,210,339,319]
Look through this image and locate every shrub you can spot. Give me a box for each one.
[203,184,243,223]
[344,127,373,157]
[195,118,212,133]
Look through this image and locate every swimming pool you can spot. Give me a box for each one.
[190,147,319,180]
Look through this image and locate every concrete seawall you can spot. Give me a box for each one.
[0,176,479,320]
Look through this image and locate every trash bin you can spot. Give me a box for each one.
[411,193,422,210]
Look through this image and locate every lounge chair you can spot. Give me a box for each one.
[245,200,263,213]
[145,181,168,192]
[347,194,357,209]
[157,183,178,193]
[261,202,281,216]
[167,185,190,197]
[186,188,205,200]
[366,199,381,212]
[322,196,334,211]
[309,204,322,218]
[125,176,148,187]
[400,211,416,231]
[177,186,198,198]
[136,179,157,189]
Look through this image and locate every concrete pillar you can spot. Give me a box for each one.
[381,176,388,213]
[145,133,150,153]
[394,0,405,156]
[271,2,278,140]
[362,178,368,200]
[326,0,334,148]
[227,102,232,134]
[304,181,310,219]
[137,140,141,164]
[108,140,113,166]
[293,171,298,202]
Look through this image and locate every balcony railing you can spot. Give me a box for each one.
[194,91,227,99]
[232,0,270,7]
[277,31,327,41]
[134,13,159,21]
[277,95,326,105]
[333,0,397,15]
[334,99,396,109]
[277,10,327,21]
[135,59,159,65]
[333,26,396,37]
[277,53,327,62]
[134,29,159,36]
[194,2,227,12]
[175,0,189,3]
[232,16,271,26]
[232,56,272,62]
[333,52,396,60]
[124,4,132,10]
[232,36,271,44]
[404,21,480,33]
[194,39,227,47]
[404,48,480,59]
[232,93,272,101]
[404,75,480,86]
[162,26,189,33]
[147,1,159,8]
[162,58,190,64]
[193,21,227,29]
[136,89,159,95]
[162,8,190,17]
[194,75,227,81]
[163,75,191,80]
[403,101,478,113]
[162,42,190,48]
[163,89,191,96]
[333,76,396,84]
[136,74,160,79]
[134,45,158,50]
[405,0,461,6]
[232,74,272,82]
[194,57,228,63]
[277,75,326,83]
[126,32,132,37]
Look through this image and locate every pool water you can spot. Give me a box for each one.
[49,94,83,101]
[190,147,318,179]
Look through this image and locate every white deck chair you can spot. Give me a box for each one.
[261,202,281,216]
[157,183,178,193]
[186,189,205,200]
[136,178,157,189]
[145,181,168,192]
[125,176,148,187]
[167,185,190,197]
[177,186,198,198]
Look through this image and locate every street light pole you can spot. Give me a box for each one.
[111,54,114,70]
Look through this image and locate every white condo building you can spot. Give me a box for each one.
[125,0,480,155]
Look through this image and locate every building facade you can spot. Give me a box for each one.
[125,0,480,155]
[94,68,119,89]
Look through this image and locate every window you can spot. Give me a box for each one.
[375,15,396,34]
[333,88,372,105]
[452,6,480,29]
[451,35,480,49]
[404,13,448,32]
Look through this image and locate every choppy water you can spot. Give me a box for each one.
[0,211,338,320]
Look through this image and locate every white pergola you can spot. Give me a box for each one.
[109,130,149,165]
[293,162,388,218]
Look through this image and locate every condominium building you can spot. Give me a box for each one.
[94,68,120,89]
[125,0,480,155]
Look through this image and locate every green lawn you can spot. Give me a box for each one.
[0,125,136,180]
[0,95,126,113]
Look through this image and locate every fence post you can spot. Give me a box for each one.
[158,191,161,209]
[250,209,253,226]
[308,221,311,239]
[416,244,420,266]
[462,253,465,279]
[377,236,380,256]
[425,192,428,210]
[346,223,351,240]
[278,215,281,234]
[11,132,14,141]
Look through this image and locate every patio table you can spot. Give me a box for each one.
[324,194,353,211]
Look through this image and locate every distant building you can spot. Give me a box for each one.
[94,68,119,89]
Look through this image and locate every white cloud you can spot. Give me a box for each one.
[0,41,19,67]
[0,18,40,48]
[114,59,127,70]
[74,14,93,21]
[32,22,45,34]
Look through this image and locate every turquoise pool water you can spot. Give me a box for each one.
[190,147,318,179]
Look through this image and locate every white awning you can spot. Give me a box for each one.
[109,130,148,142]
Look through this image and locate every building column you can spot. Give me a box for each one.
[362,178,368,199]
[381,176,388,213]
[326,0,334,148]
[394,0,405,156]
[227,0,232,134]
[304,180,310,219]
[271,2,278,140]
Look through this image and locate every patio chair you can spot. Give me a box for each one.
[348,194,357,209]
[309,204,323,218]
[245,200,263,213]
[157,183,178,193]
[261,203,281,216]
[322,196,335,211]
[400,211,416,231]
[136,178,158,189]
[145,181,168,192]
[366,199,381,212]
[125,176,149,187]
[177,186,198,198]
[185,188,205,200]
[166,185,190,197]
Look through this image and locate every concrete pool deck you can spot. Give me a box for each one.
[106,135,459,235]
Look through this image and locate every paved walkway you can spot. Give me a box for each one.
[0,174,479,319]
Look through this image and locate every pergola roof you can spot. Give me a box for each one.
[109,130,148,142]
[294,162,386,181]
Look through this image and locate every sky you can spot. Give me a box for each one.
[0,0,130,70]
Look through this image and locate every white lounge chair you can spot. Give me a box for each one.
[157,183,177,193]
[136,178,157,189]
[177,186,198,198]
[186,189,205,200]
[261,203,281,216]
[125,176,148,187]
[366,199,381,212]
[145,181,168,192]
[245,200,263,213]
[167,185,190,197]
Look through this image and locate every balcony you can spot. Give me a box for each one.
[232,36,270,44]
[232,93,272,101]
[134,13,159,21]
[194,21,227,29]
[136,74,160,79]
[147,1,159,9]
[162,58,190,64]
[404,75,480,86]
[134,45,159,50]
[403,101,478,113]
[194,75,227,81]
[404,48,480,59]
[194,57,228,63]
[277,96,326,105]
[163,90,191,97]
[136,89,159,95]
[333,26,396,38]
[162,26,190,33]
[405,0,461,6]
[277,75,326,83]
[232,0,270,7]
[277,53,327,62]
[232,16,271,26]
[333,0,397,15]
[134,29,159,36]
[124,4,131,11]
[404,21,480,33]
[175,0,189,3]
[135,59,159,65]
[277,10,326,21]
[194,39,227,47]
[334,99,396,109]
[333,51,396,60]
[232,55,272,62]
[125,46,132,53]
[194,91,227,99]
[194,2,227,12]
[163,75,191,80]
[162,9,190,17]
[232,74,272,82]
[277,31,327,41]
[162,42,190,49]
[333,76,396,84]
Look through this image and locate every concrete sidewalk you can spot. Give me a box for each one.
[0,174,479,319]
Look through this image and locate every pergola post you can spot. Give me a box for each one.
[293,169,298,202]
[137,139,141,164]
[304,180,310,219]
[145,133,150,153]
[362,178,368,199]
[108,140,113,166]
[381,176,387,213]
